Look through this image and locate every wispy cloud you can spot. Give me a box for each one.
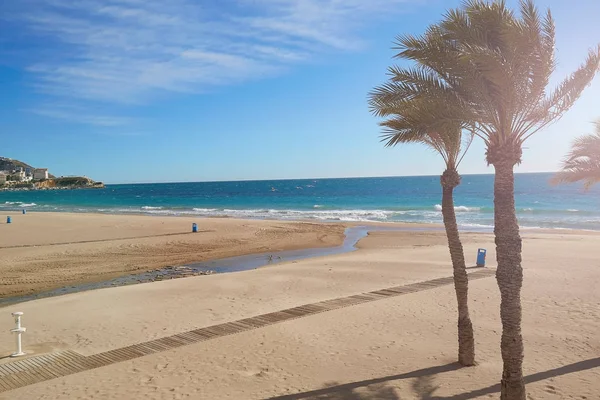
[29,104,135,126]
[6,0,416,123]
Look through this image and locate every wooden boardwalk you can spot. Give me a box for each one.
[0,268,495,393]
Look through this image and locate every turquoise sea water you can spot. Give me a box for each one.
[1,173,599,230]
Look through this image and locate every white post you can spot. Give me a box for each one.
[10,312,26,357]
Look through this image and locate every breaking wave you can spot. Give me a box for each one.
[0,200,598,230]
[2,201,37,207]
[433,204,481,212]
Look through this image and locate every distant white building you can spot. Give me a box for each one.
[12,170,26,181]
[0,173,6,184]
[33,168,49,180]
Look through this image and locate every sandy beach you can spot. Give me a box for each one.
[0,213,599,399]
[0,213,346,298]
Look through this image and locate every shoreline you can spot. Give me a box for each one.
[2,209,599,233]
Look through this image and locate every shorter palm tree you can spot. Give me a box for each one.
[369,87,475,365]
[552,120,600,189]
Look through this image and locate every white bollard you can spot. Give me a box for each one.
[10,312,26,357]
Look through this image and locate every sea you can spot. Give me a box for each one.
[1,173,599,231]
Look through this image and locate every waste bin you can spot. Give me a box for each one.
[476,248,486,267]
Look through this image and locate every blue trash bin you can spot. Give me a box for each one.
[476,248,486,267]
[22,209,26,215]
[7,216,11,224]
[192,223,198,233]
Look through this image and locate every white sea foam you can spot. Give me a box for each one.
[458,223,494,229]
[14,200,593,230]
[123,207,402,222]
[433,204,480,212]
[1,201,37,207]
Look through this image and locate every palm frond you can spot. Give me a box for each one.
[435,0,598,153]
[552,167,600,190]
[368,66,463,119]
[552,120,600,189]
[521,45,600,142]
[371,0,599,172]
[369,60,471,168]
[380,116,465,167]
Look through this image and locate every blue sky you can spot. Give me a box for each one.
[1,0,599,184]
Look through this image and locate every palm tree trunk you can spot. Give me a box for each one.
[493,161,525,400]
[441,169,475,366]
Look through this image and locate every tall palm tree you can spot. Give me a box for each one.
[368,86,476,365]
[552,121,600,189]
[384,1,600,398]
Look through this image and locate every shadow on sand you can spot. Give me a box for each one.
[266,357,600,400]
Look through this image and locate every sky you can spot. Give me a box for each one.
[1,0,599,184]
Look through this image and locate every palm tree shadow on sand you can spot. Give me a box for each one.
[287,382,400,400]
[265,357,600,400]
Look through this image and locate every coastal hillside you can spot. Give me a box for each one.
[37,176,105,189]
[0,156,103,190]
[0,157,38,174]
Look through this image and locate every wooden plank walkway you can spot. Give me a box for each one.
[0,268,495,393]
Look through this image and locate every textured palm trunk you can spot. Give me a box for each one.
[441,169,475,366]
[493,161,526,400]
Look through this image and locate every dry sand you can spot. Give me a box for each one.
[0,213,599,399]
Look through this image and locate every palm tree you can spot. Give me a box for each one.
[384,1,600,398]
[369,86,476,365]
[552,121,600,189]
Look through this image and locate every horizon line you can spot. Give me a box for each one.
[106,171,557,185]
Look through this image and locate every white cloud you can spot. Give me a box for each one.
[29,104,134,126]
[6,0,416,123]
